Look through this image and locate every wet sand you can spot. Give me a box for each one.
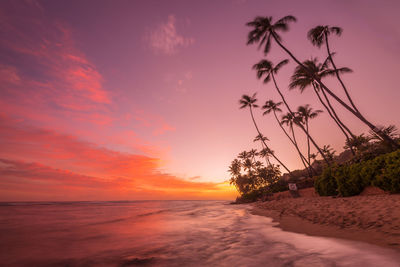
[252,188,400,251]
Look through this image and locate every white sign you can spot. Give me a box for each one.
[288,183,298,191]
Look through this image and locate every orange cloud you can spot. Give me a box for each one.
[0,115,236,201]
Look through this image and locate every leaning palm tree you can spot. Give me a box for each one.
[239,94,292,174]
[308,25,359,113]
[247,16,399,149]
[253,59,330,164]
[289,58,356,145]
[296,105,323,165]
[263,100,311,171]
[368,125,400,143]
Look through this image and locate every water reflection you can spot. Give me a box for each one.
[0,201,398,266]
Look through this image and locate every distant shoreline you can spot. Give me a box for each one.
[251,188,400,252]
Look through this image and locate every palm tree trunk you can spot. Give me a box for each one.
[270,72,331,165]
[319,86,356,138]
[271,33,400,149]
[306,121,311,166]
[259,142,272,167]
[312,85,356,155]
[325,34,359,113]
[273,110,312,172]
[290,124,313,177]
[248,107,292,174]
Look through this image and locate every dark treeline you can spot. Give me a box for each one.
[230,15,400,203]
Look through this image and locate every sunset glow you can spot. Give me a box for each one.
[1,0,399,201]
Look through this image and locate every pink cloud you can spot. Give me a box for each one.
[0,4,110,116]
[147,15,194,55]
[0,115,234,200]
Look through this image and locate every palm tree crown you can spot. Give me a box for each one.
[239,93,258,109]
[262,100,283,115]
[289,58,351,92]
[247,16,297,54]
[253,133,269,143]
[253,59,289,83]
[307,25,342,48]
[297,104,322,123]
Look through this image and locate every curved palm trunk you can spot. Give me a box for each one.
[319,87,356,138]
[271,72,331,165]
[272,110,312,173]
[248,107,292,175]
[271,33,399,149]
[312,85,356,155]
[290,123,313,177]
[325,34,359,113]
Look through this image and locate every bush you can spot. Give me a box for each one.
[315,166,338,196]
[315,149,400,196]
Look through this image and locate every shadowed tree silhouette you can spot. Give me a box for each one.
[239,94,292,174]
[253,59,330,164]
[369,125,399,142]
[254,134,272,166]
[247,15,399,149]
[344,134,371,153]
[263,100,311,172]
[296,105,323,166]
[321,144,336,162]
[289,58,356,155]
[228,159,241,177]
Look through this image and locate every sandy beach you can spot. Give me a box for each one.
[252,187,400,251]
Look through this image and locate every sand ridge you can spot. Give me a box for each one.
[252,188,400,251]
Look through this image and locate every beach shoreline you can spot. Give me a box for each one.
[250,188,400,252]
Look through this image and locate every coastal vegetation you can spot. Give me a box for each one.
[230,15,400,202]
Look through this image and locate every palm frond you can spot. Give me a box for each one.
[276,15,297,25]
[274,59,289,73]
[307,25,326,47]
[329,26,342,36]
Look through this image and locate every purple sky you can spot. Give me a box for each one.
[0,0,399,200]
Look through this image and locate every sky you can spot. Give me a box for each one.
[0,0,399,201]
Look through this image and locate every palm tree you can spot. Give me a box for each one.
[321,145,336,162]
[228,159,241,178]
[369,125,399,142]
[296,105,322,165]
[259,146,275,168]
[248,148,259,163]
[344,134,371,153]
[253,59,330,164]
[247,16,399,149]
[238,151,250,161]
[239,94,292,174]
[254,134,272,166]
[263,100,311,171]
[289,58,356,150]
[308,25,359,113]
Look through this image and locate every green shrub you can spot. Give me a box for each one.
[315,166,338,196]
[315,149,400,196]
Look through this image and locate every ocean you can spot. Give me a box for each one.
[0,200,399,266]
